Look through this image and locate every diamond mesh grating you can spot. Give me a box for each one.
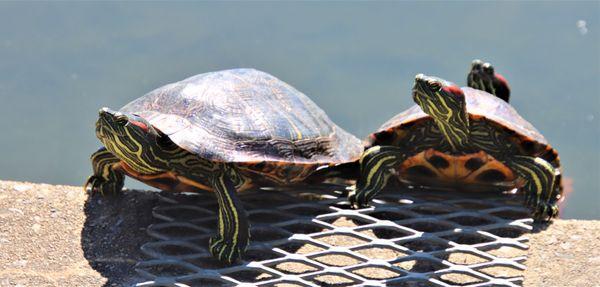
[134,184,532,287]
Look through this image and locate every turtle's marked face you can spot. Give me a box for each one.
[412,74,465,118]
[470,59,496,79]
[96,108,164,174]
[468,59,510,102]
[96,108,155,141]
[412,74,470,151]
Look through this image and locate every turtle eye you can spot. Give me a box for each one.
[115,115,128,125]
[428,81,442,90]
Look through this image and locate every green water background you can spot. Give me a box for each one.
[0,2,598,219]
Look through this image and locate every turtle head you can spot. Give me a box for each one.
[96,108,166,173]
[96,108,158,139]
[468,59,510,102]
[413,74,470,151]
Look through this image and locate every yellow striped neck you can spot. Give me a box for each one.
[418,92,471,152]
[434,118,470,152]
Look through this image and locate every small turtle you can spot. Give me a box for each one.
[85,69,362,262]
[468,59,511,102]
[351,61,562,221]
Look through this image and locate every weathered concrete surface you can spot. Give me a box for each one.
[0,180,155,287]
[0,180,598,287]
[525,220,600,287]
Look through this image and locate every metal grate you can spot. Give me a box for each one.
[134,184,533,287]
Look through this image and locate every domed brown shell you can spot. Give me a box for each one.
[119,69,362,164]
[370,87,558,164]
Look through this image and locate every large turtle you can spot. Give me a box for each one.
[350,61,562,221]
[85,69,362,262]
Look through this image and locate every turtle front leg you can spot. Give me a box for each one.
[208,164,250,263]
[85,147,125,195]
[350,146,408,208]
[505,155,559,221]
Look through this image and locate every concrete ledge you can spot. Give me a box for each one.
[0,180,598,287]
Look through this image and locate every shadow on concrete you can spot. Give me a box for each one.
[80,182,549,286]
[81,190,159,287]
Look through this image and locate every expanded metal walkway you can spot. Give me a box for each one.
[134,184,532,287]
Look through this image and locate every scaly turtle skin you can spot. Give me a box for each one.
[85,69,362,262]
[350,61,562,221]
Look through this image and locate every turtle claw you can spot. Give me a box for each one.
[532,202,559,223]
[84,175,124,196]
[348,188,370,209]
[209,235,248,264]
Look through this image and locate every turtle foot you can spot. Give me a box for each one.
[348,189,370,209]
[532,202,559,223]
[209,235,248,264]
[84,175,124,196]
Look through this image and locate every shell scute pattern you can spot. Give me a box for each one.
[120,69,362,164]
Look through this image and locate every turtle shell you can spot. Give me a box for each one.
[369,87,559,165]
[119,69,362,165]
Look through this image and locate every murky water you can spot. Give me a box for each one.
[0,2,597,219]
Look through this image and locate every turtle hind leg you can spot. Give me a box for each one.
[207,164,250,263]
[85,147,125,195]
[349,146,408,208]
[507,155,558,221]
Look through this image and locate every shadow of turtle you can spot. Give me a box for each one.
[81,190,159,287]
[81,182,547,287]
[79,184,343,286]
[368,184,547,286]
[130,183,350,286]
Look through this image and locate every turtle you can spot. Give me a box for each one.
[350,60,562,221]
[85,68,363,262]
[467,59,511,102]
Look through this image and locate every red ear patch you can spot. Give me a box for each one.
[443,85,464,96]
[495,73,510,88]
[130,120,149,132]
